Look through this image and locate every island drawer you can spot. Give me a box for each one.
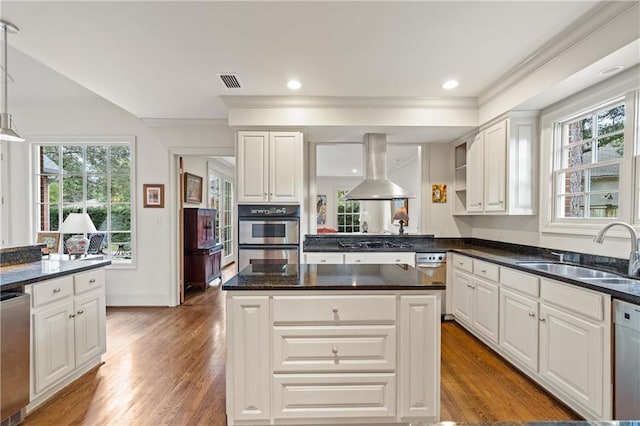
[500,267,539,297]
[473,259,499,282]
[452,254,473,272]
[305,252,344,264]
[272,325,396,372]
[272,373,396,419]
[272,295,396,324]
[32,276,73,307]
[74,269,106,295]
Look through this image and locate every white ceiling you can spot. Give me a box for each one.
[2,1,637,143]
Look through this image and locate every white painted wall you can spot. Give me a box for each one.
[6,98,234,306]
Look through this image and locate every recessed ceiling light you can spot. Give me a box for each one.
[287,80,302,90]
[351,169,358,174]
[598,65,624,76]
[442,80,459,90]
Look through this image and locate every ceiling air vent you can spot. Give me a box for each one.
[217,73,242,89]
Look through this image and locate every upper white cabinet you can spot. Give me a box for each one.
[236,131,302,204]
[457,112,538,215]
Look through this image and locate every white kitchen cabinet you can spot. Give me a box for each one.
[226,295,271,423]
[452,136,472,215]
[226,290,440,425]
[236,131,302,204]
[464,112,538,215]
[472,276,499,344]
[305,251,415,267]
[499,287,539,372]
[452,268,473,324]
[27,268,107,410]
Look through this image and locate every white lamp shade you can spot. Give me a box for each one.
[60,213,97,234]
[359,211,372,223]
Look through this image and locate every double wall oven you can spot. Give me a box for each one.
[237,205,300,274]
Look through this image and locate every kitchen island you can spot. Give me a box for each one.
[222,263,441,426]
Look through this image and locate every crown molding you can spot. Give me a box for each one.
[478,1,640,107]
[141,118,229,128]
[220,95,478,111]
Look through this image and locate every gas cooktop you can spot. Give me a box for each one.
[337,240,414,249]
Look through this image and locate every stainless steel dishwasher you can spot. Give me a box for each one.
[1,290,30,425]
[614,299,640,420]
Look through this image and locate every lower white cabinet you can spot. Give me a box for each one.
[226,291,440,425]
[305,252,415,267]
[27,268,106,410]
[450,254,612,420]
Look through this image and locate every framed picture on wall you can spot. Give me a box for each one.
[317,194,327,225]
[184,173,203,203]
[37,232,60,254]
[143,184,165,208]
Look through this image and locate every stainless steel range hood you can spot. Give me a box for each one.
[343,133,416,200]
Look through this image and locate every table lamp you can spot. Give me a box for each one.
[60,213,97,257]
[359,211,372,233]
[393,206,409,235]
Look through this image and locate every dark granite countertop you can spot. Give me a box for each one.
[450,247,640,305]
[222,263,446,291]
[0,258,112,289]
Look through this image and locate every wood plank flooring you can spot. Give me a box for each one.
[24,264,580,425]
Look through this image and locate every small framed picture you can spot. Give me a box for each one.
[184,172,203,203]
[143,184,165,208]
[432,184,447,203]
[37,232,60,254]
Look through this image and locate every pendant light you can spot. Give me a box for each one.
[0,20,24,142]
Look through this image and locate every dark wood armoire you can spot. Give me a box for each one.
[183,208,222,291]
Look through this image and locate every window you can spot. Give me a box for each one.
[208,172,221,243]
[336,189,360,233]
[554,100,625,219]
[35,141,134,263]
[222,180,233,256]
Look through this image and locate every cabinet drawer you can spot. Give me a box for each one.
[344,252,415,266]
[74,269,105,295]
[32,276,73,307]
[500,267,539,297]
[272,373,396,419]
[452,254,473,272]
[473,259,499,282]
[273,325,396,372]
[273,295,396,324]
[540,279,604,322]
[305,253,344,264]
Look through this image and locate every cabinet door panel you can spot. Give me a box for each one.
[33,301,75,394]
[539,304,604,417]
[269,132,301,202]
[237,132,268,202]
[466,134,484,212]
[227,296,271,421]
[484,119,507,212]
[74,290,106,367]
[499,288,538,371]
[472,278,499,344]
[452,270,473,324]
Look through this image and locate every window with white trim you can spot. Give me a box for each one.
[554,100,625,220]
[34,142,134,263]
[336,189,361,233]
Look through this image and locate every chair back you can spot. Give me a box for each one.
[87,233,106,254]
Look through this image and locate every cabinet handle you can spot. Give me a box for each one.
[471,285,476,289]
[528,312,536,317]
[332,347,339,355]
[458,262,464,266]
[395,259,401,262]
[89,278,96,284]
[320,259,326,263]
[77,309,84,315]
[53,288,61,293]
[480,269,486,273]
[69,313,76,318]
[466,283,472,288]
[263,193,267,196]
[332,307,339,314]
[539,317,546,322]
[355,259,361,263]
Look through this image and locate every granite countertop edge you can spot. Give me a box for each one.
[449,247,640,305]
[0,259,112,288]
[222,283,446,291]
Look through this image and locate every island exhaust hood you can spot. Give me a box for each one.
[343,133,416,200]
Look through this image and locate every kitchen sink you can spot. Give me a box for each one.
[580,277,640,286]
[516,262,621,279]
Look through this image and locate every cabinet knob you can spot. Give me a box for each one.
[332,307,339,314]
[89,279,96,284]
[528,312,536,317]
[332,347,339,355]
[355,259,361,263]
[69,313,76,318]
[395,259,401,262]
[539,317,546,322]
[320,259,326,263]
[458,262,464,266]
[53,288,61,293]
[480,269,486,273]
[77,309,84,315]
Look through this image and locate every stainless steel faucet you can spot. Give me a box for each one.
[593,222,640,277]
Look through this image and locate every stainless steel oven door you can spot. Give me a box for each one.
[238,245,300,273]
[238,219,299,245]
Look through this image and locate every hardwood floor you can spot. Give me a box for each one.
[24,265,580,425]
